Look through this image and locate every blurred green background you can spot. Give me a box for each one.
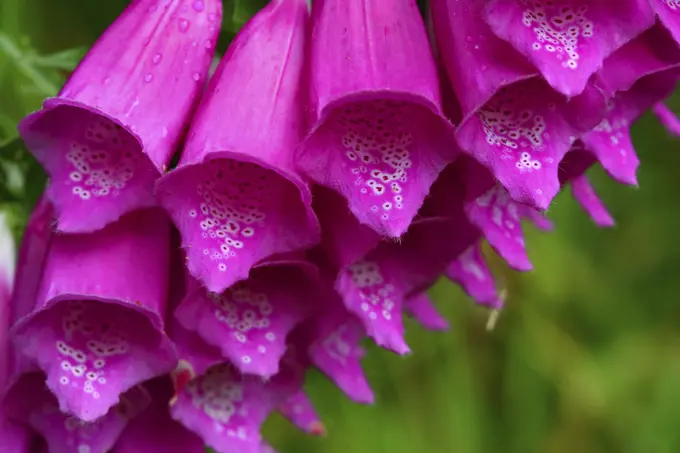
[3,1,680,452]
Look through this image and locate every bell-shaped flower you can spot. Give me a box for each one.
[5,372,150,453]
[296,0,457,238]
[307,301,374,404]
[156,0,320,294]
[174,256,319,378]
[10,209,177,422]
[483,0,655,96]
[19,0,222,233]
[431,0,606,210]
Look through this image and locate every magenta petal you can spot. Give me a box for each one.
[465,184,532,271]
[484,0,655,96]
[7,373,149,453]
[570,175,615,227]
[169,364,271,453]
[19,0,221,233]
[175,264,316,377]
[308,306,374,404]
[297,0,456,238]
[596,25,680,95]
[456,78,605,209]
[11,210,177,422]
[520,206,554,231]
[112,378,205,453]
[403,292,449,331]
[653,103,680,137]
[651,0,680,45]
[0,417,31,453]
[157,0,319,294]
[446,243,503,308]
[278,389,326,436]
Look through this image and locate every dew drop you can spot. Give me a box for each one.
[152,53,163,65]
[144,73,154,83]
[178,18,190,33]
[193,72,201,82]
[204,39,213,49]
[192,0,205,12]
[208,13,217,22]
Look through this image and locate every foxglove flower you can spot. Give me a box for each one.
[297,0,457,238]
[307,301,374,404]
[156,0,320,294]
[403,292,449,331]
[174,258,319,377]
[0,212,32,453]
[112,378,205,453]
[19,0,221,233]
[483,0,655,96]
[431,0,606,209]
[5,372,150,453]
[170,346,305,453]
[316,189,455,353]
[11,209,177,421]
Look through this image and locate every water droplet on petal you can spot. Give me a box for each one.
[192,0,205,12]
[152,53,163,65]
[144,73,154,83]
[193,73,201,82]
[178,18,190,33]
[204,39,213,49]
[208,13,217,22]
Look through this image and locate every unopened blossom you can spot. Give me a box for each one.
[431,0,606,209]
[19,0,221,233]
[10,209,177,421]
[156,0,320,294]
[297,0,457,238]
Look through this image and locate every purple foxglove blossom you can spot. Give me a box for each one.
[582,26,680,184]
[112,378,205,453]
[169,349,305,453]
[403,292,449,331]
[18,0,222,233]
[570,175,615,227]
[315,188,456,352]
[431,0,606,210]
[652,103,680,136]
[10,209,177,422]
[5,372,150,453]
[484,0,655,96]
[307,302,374,404]
[446,242,504,309]
[174,258,319,378]
[296,0,457,239]
[156,0,320,294]
[277,388,326,436]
